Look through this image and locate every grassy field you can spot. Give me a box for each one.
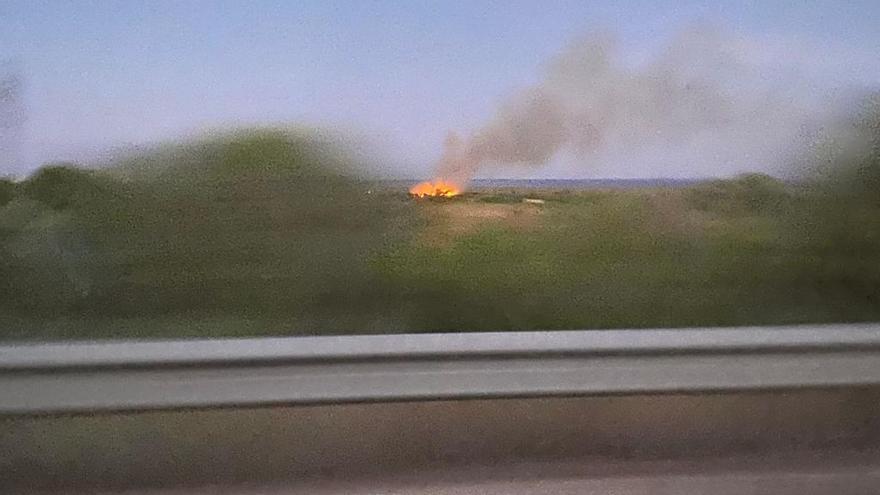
[1,127,878,340]
[376,181,879,332]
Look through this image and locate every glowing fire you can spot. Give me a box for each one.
[409,180,461,198]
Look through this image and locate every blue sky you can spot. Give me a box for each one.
[2,0,879,178]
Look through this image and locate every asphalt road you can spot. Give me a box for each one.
[88,454,880,495]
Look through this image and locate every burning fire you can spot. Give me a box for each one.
[409,180,461,198]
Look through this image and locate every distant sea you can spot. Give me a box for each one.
[380,178,704,190]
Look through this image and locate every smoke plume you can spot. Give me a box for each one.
[0,61,26,174]
[432,26,860,185]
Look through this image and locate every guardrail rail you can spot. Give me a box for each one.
[3,323,880,414]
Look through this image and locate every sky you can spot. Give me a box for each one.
[1,0,879,178]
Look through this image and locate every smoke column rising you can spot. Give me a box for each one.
[0,62,26,175]
[431,26,857,186]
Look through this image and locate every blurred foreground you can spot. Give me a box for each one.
[4,390,880,493]
[0,111,878,339]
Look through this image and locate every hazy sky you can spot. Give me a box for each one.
[2,0,880,178]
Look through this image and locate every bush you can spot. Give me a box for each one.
[686,173,789,214]
[785,94,880,312]
[42,129,416,322]
[0,178,14,206]
[820,94,880,205]
[20,164,103,210]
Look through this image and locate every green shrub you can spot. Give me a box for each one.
[686,173,789,214]
[0,177,14,206]
[20,164,104,210]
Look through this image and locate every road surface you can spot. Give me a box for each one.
[88,454,880,495]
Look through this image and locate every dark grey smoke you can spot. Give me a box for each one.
[0,61,26,175]
[433,27,858,185]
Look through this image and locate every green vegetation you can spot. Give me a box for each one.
[0,177,14,207]
[376,174,876,332]
[1,116,879,340]
[0,129,418,338]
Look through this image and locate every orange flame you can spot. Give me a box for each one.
[409,180,461,198]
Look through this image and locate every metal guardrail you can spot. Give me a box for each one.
[2,323,880,414]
